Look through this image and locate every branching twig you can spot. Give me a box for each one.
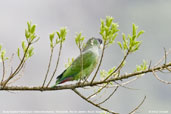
[154,49,171,67]
[114,81,138,90]
[97,86,119,105]
[129,96,146,114]
[72,88,118,114]
[46,42,63,87]
[1,43,31,88]
[120,77,140,87]
[7,64,26,85]
[87,83,108,99]
[152,69,171,84]
[104,50,130,82]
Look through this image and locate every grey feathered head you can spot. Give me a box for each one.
[83,37,103,51]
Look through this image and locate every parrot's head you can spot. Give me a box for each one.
[84,37,103,51]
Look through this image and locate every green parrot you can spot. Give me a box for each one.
[52,37,102,87]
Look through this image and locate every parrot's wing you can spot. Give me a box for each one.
[62,50,97,79]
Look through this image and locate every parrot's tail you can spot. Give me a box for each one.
[50,70,66,88]
[50,70,74,88]
[50,79,62,88]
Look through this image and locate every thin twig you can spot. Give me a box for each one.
[164,48,167,65]
[1,60,5,83]
[154,49,171,67]
[104,50,130,82]
[97,86,119,105]
[42,48,54,88]
[1,43,31,88]
[12,61,26,77]
[87,83,108,99]
[129,96,146,114]
[166,67,171,72]
[98,77,140,90]
[152,69,171,84]
[7,63,26,85]
[91,41,106,84]
[114,81,138,90]
[7,53,14,76]
[46,42,63,87]
[148,60,152,70]
[72,88,118,114]
[120,77,139,87]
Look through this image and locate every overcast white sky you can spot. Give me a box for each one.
[0,0,171,114]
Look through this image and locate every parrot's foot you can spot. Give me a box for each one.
[76,81,82,86]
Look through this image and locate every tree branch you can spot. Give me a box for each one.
[0,62,170,91]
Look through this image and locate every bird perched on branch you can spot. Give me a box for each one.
[52,37,103,87]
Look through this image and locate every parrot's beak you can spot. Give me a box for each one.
[100,44,103,50]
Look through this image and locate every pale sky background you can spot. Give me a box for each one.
[0,0,171,114]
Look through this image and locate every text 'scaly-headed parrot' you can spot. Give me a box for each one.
[52,37,103,87]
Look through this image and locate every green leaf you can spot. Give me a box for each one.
[17,48,20,57]
[65,57,75,68]
[0,45,2,51]
[56,39,60,44]
[100,70,108,79]
[123,42,128,50]
[106,16,113,27]
[60,28,67,40]
[56,31,60,39]
[137,30,144,38]
[132,23,137,36]
[108,67,115,75]
[100,16,119,44]
[25,29,30,39]
[117,41,122,49]
[128,34,132,39]
[132,35,136,41]
[22,41,26,51]
[28,47,34,57]
[131,41,141,52]
[122,33,126,42]
[75,32,85,49]
[133,41,140,46]
[30,25,36,34]
[27,21,31,32]
[112,33,118,41]
[135,60,148,72]
[49,32,55,43]
[1,50,6,59]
